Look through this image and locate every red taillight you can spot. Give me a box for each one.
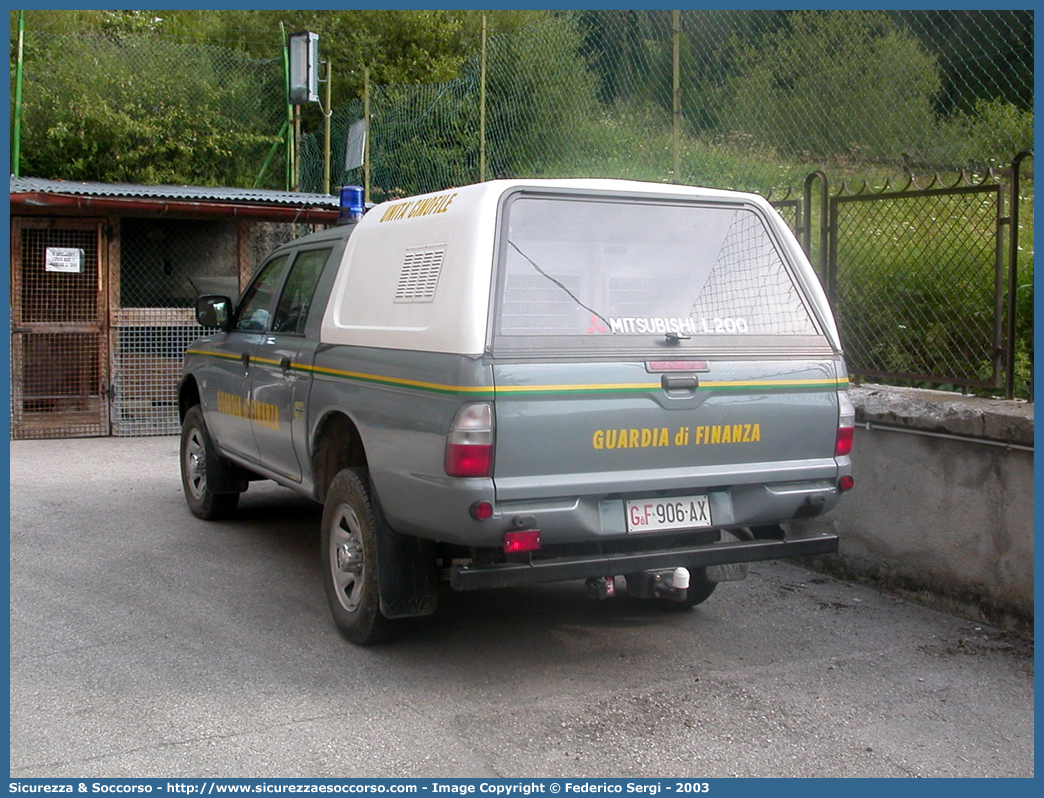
[445,403,494,478]
[503,529,541,553]
[445,444,493,478]
[839,475,855,491]
[835,426,854,457]
[835,390,855,457]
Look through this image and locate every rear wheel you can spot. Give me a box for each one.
[180,405,239,520]
[320,468,393,645]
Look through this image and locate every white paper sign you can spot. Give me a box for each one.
[345,119,366,171]
[45,247,84,274]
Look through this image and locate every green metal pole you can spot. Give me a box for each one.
[280,22,292,192]
[292,105,301,192]
[323,59,332,195]
[13,10,26,178]
[253,120,290,189]
[479,14,487,183]
[672,10,681,184]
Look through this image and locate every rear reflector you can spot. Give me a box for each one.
[839,475,855,491]
[503,530,541,553]
[470,501,494,521]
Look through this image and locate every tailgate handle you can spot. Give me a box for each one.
[661,374,699,393]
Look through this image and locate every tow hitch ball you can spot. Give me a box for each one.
[650,567,690,602]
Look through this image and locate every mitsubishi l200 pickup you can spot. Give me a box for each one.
[179,179,855,644]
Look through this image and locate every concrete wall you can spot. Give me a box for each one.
[793,385,1034,632]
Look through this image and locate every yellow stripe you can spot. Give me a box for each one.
[302,363,491,393]
[188,350,848,394]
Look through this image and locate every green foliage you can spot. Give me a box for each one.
[714,11,941,161]
[18,30,285,186]
[834,198,998,386]
[888,10,1034,115]
[1012,188,1034,397]
[482,14,600,178]
[934,99,1035,167]
[367,80,480,201]
[319,14,602,200]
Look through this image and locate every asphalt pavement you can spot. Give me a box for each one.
[8,436,1034,778]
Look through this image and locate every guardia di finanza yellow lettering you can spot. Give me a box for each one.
[216,390,280,431]
[592,424,761,450]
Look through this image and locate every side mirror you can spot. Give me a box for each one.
[196,295,233,330]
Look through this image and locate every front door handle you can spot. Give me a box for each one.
[280,357,292,376]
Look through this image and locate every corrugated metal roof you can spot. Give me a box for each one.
[10,176,339,208]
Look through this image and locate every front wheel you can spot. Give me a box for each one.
[320,468,393,645]
[180,405,239,520]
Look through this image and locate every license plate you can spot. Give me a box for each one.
[626,495,712,533]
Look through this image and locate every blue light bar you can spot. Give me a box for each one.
[338,185,366,223]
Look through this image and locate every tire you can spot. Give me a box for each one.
[320,468,393,645]
[180,405,240,520]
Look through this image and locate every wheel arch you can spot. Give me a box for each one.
[178,375,201,422]
[312,410,368,504]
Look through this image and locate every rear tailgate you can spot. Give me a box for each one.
[487,186,847,533]
[491,358,843,502]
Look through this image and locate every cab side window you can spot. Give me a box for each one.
[271,247,333,335]
[234,255,290,332]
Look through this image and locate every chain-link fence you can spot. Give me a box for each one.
[828,177,1011,390]
[12,11,1031,199]
[302,10,1033,200]
[111,218,241,436]
[298,10,1037,401]
[11,10,1034,401]
[13,28,288,189]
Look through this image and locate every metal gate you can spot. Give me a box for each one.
[11,217,110,439]
[825,175,1006,391]
[790,157,1031,399]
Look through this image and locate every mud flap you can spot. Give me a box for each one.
[374,507,439,619]
[203,432,248,494]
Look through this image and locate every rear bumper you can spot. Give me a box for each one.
[449,529,838,591]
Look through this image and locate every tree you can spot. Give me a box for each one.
[11,9,481,186]
[16,26,285,186]
[713,11,942,161]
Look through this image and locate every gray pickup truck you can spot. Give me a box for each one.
[179,178,854,644]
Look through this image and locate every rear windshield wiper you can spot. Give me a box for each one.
[508,240,612,333]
